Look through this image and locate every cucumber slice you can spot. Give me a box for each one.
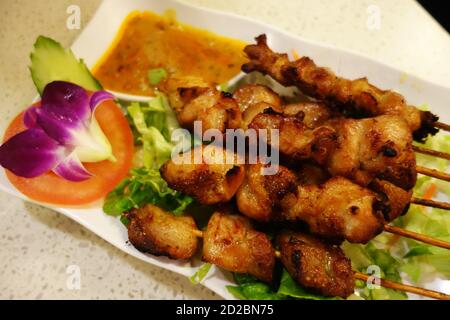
[30,36,102,95]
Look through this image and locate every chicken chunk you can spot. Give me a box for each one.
[242,34,438,141]
[203,210,275,282]
[283,101,334,129]
[125,204,199,259]
[368,179,412,222]
[280,176,384,243]
[161,77,241,133]
[278,230,354,298]
[249,111,337,165]
[296,163,330,185]
[241,101,281,129]
[236,163,297,221]
[233,84,282,112]
[160,76,211,112]
[326,115,416,190]
[160,145,245,205]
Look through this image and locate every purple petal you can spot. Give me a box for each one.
[53,151,93,182]
[89,91,114,111]
[37,81,90,145]
[24,106,38,128]
[0,128,66,178]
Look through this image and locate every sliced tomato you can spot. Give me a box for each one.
[3,99,134,205]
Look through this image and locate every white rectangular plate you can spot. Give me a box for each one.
[1,0,449,299]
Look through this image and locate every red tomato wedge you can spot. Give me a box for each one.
[3,99,134,205]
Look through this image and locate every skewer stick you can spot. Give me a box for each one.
[354,272,450,300]
[191,229,449,300]
[413,145,450,161]
[416,165,450,182]
[194,222,450,249]
[435,121,450,132]
[411,197,450,210]
[383,225,450,250]
[193,229,204,238]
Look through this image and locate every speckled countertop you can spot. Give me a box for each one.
[0,0,449,300]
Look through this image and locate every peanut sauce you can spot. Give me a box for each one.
[93,10,247,96]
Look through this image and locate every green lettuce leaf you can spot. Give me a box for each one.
[104,93,194,217]
[227,274,285,300]
[227,271,341,300]
[103,167,193,217]
[277,269,339,300]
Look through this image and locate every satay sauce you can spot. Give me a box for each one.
[93,10,247,96]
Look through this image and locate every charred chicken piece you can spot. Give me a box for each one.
[125,204,199,259]
[280,176,384,243]
[368,179,412,222]
[236,163,297,222]
[326,115,416,190]
[242,34,438,141]
[278,230,354,298]
[203,210,275,282]
[296,163,331,185]
[283,101,335,129]
[160,145,245,205]
[241,101,281,129]
[248,111,337,165]
[233,84,282,112]
[296,164,410,223]
[161,77,242,133]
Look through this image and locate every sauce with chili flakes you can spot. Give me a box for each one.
[93,11,247,96]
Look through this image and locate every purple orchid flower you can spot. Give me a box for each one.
[0,81,115,182]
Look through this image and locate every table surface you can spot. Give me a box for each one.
[0,0,449,299]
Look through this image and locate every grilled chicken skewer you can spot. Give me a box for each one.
[160,151,450,249]
[160,144,245,205]
[249,111,418,190]
[161,77,242,134]
[238,162,450,249]
[125,205,275,282]
[242,34,448,143]
[233,83,450,208]
[277,230,450,300]
[238,86,450,188]
[162,77,449,191]
[124,205,450,300]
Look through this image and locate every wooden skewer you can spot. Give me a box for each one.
[193,229,204,238]
[195,217,450,249]
[383,224,450,250]
[435,121,450,132]
[416,165,450,182]
[197,226,450,250]
[192,229,449,300]
[354,272,450,300]
[413,145,450,161]
[411,197,450,210]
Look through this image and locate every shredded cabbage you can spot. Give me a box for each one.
[103,93,193,217]
[343,130,450,299]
